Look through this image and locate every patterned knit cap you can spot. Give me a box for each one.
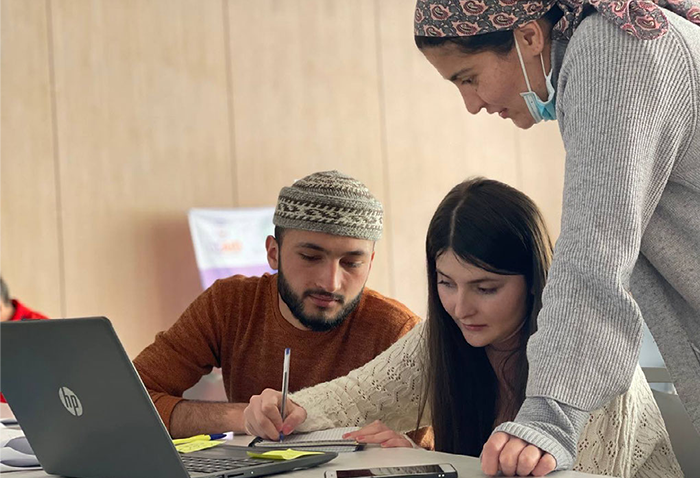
[414,0,700,41]
[273,171,383,241]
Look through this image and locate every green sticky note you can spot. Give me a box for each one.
[176,440,223,454]
[246,449,324,460]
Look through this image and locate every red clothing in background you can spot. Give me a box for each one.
[8,299,49,322]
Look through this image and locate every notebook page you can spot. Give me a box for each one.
[254,427,359,447]
[279,427,358,444]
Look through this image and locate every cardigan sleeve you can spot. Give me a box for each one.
[572,366,683,478]
[290,321,430,433]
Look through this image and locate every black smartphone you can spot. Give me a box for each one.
[324,464,458,478]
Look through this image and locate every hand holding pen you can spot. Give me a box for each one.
[242,351,308,441]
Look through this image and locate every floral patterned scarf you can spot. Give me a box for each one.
[414,0,700,40]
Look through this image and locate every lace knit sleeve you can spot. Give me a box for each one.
[572,365,683,478]
[290,321,429,433]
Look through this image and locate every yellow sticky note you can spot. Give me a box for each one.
[172,434,211,445]
[246,449,324,461]
[176,440,224,454]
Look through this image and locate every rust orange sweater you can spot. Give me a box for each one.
[133,273,420,431]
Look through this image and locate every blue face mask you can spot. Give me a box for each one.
[514,37,556,123]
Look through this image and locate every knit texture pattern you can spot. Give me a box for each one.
[290,322,683,478]
[273,170,383,241]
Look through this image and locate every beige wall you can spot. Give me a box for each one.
[1,0,565,358]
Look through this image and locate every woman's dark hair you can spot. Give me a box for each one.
[416,177,553,456]
[414,6,563,56]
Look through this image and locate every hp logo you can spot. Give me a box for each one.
[58,387,83,416]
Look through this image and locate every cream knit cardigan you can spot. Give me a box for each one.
[290,322,682,478]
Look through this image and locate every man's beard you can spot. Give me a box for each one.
[277,265,363,332]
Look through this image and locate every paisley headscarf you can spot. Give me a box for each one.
[414,0,700,41]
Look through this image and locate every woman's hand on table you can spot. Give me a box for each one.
[343,420,415,448]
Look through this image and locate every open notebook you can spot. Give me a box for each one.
[248,427,364,453]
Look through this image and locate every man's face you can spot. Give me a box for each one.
[266,229,375,331]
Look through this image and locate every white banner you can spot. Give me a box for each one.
[188,207,276,290]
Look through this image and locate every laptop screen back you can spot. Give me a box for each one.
[1,317,189,478]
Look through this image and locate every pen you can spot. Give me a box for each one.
[172,433,226,445]
[279,347,291,442]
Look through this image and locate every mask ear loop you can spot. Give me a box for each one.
[516,32,552,100]
[539,52,548,78]
[513,35,534,93]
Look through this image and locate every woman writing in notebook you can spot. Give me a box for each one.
[243,178,682,478]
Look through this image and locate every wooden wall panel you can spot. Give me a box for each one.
[227,0,392,295]
[377,0,521,316]
[49,0,234,357]
[0,0,62,317]
[1,0,568,357]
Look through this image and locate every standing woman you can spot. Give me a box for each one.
[413,0,700,475]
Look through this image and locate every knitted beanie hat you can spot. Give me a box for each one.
[273,170,383,241]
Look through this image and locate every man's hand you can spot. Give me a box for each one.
[342,420,414,448]
[244,388,307,439]
[481,432,556,477]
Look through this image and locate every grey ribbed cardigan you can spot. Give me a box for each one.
[495,10,700,470]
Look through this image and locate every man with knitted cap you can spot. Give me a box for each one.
[134,170,420,439]
[271,170,384,332]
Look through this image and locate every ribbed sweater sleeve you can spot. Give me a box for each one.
[133,283,224,431]
[497,14,698,469]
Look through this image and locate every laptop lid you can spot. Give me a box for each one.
[0,318,335,478]
[1,317,191,478]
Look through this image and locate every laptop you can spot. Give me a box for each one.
[0,317,337,478]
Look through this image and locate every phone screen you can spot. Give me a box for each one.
[336,465,445,478]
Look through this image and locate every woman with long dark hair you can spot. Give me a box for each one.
[243,178,681,477]
[419,176,551,457]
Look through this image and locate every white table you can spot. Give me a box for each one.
[8,434,606,478]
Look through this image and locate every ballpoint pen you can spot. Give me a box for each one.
[172,433,226,445]
[279,347,291,442]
